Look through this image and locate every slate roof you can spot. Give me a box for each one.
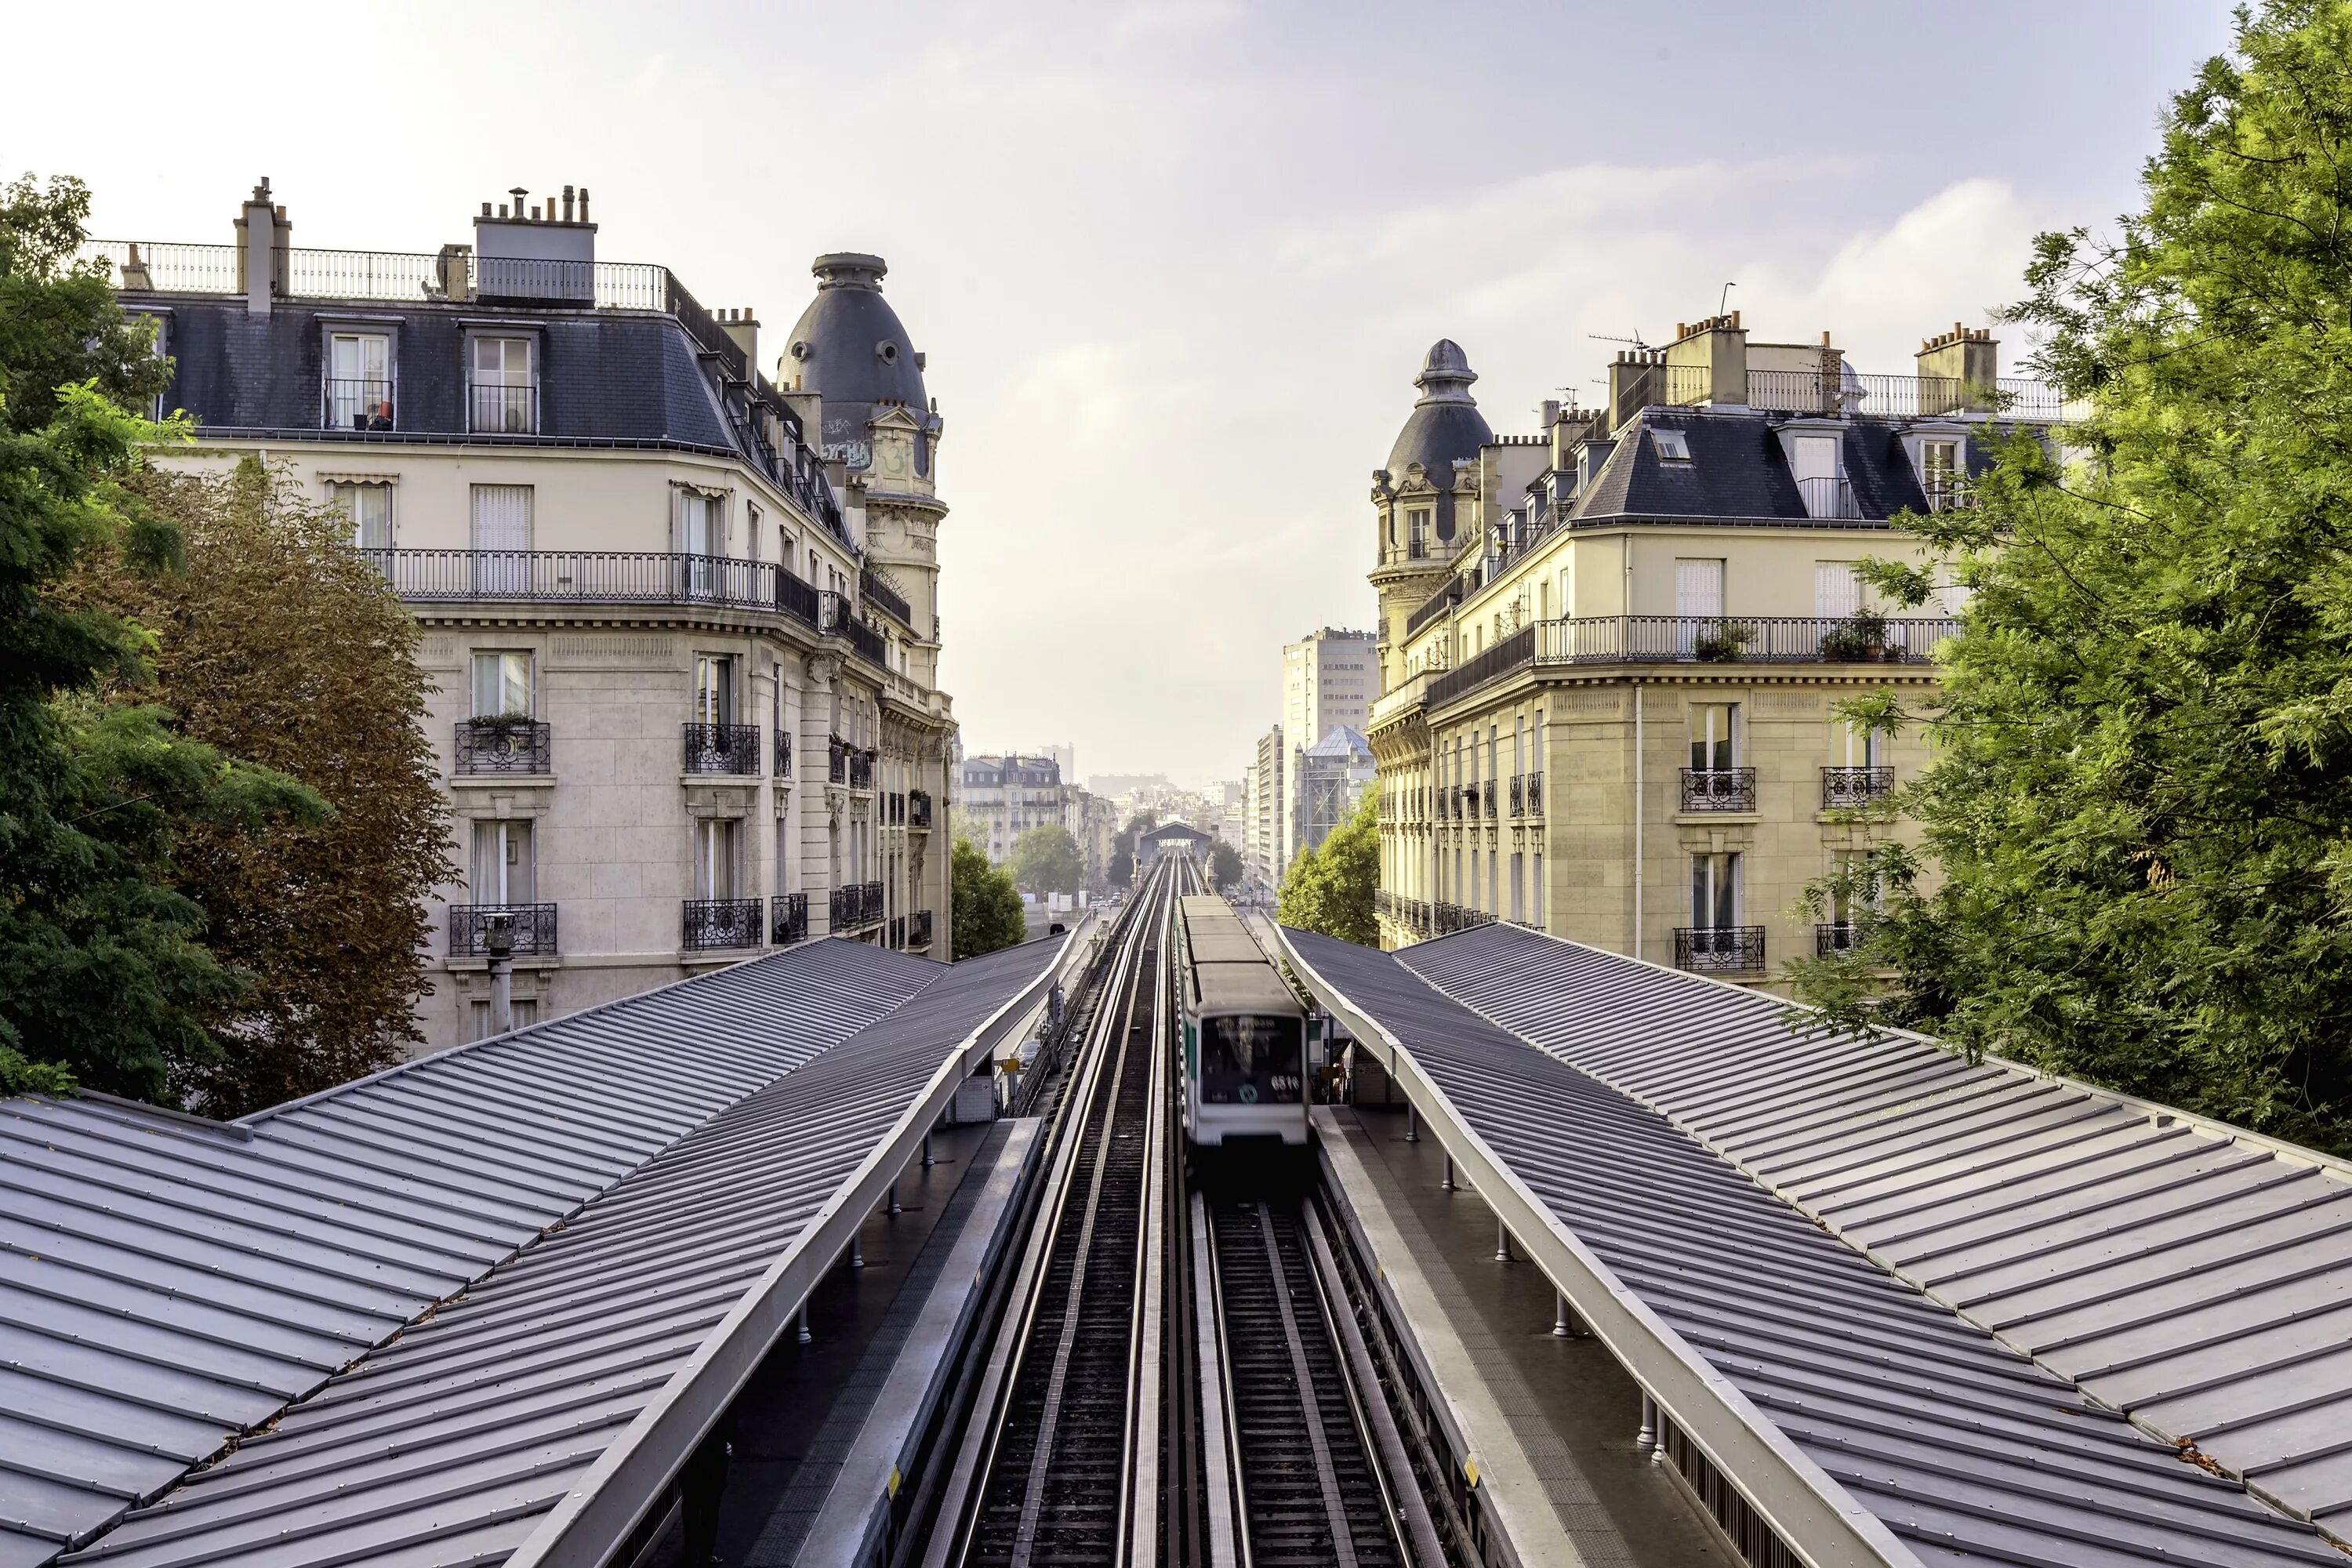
[1398,923,2352,1548]
[0,938,938,1568]
[53,935,1069,1568]
[1279,924,2344,1568]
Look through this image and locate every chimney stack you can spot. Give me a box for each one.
[231,176,289,317]
[1915,322,1998,415]
[720,308,760,376]
[1661,309,1748,410]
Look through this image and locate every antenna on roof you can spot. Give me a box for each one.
[1588,331,1650,351]
[1719,280,1737,317]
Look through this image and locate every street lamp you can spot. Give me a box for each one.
[482,912,515,1036]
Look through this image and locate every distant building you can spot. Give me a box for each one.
[1088,771,1173,798]
[957,753,1066,864]
[1137,820,1212,872]
[1062,786,1119,887]
[105,180,954,1051]
[1245,724,1284,886]
[1281,628,1377,866]
[1294,724,1376,858]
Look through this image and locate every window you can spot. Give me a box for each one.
[1690,703,1737,771]
[470,336,535,433]
[677,488,725,557]
[1692,851,1740,929]
[469,485,533,594]
[1652,427,1692,463]
[695,818,737,899]
[1838,720,1882,768]
[1407,508,1432,558]
[1816,561,1862,620]
[327,333,392,430]
[332,481,393,550]
[694,654,735,727]
[1921,439,1962,510]
[1830,849,1879,924]
[1792,434,1846,518]
[1675,558,1726,618]
[471,652,532,718]
[469,818,535,904]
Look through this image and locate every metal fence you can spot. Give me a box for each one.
[448,902,558,957]
[454,719,550,775]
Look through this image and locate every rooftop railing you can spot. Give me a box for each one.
[860,568,913,628]
[360,549,825,630]
[1422,613,1960,709]
[1622,360,2078,423]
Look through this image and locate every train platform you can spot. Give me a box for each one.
[1316,1101,1737,1568]
[705,1116,1045,1567]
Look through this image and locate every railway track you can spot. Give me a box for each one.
[934,863,1176,1568]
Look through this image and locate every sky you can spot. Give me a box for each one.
[5,0,2238,789]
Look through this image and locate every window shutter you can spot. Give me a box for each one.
[1674,558,1725,618]
[1816,562,1861,619]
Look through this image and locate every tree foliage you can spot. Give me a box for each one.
[1277,792,1377,946]
[953,833,1026,960]
[1793,1,2352,1151]
[1006,823,1083,895]
[1207,839,1244,888]
[81,461,452,1114]
[0,174,322,1098]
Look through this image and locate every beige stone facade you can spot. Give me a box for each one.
[1367,317,2060,989]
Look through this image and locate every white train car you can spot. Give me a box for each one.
[1175,894,1311,1149]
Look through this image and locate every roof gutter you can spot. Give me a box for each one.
[499,916,1096,1568]
[1273,926,1930,1568]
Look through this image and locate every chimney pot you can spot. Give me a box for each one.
[481,201,493,217]
[579,188,590,221]
[562,184,575,222]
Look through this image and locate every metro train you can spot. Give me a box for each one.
[1174,892,1314,1152]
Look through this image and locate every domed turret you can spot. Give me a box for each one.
[782,253,931,471]
[1385,339,1492,485]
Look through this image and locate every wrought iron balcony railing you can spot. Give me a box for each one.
[358,549,826,630]
[683,722,761,775]
[455,718,550,775]
[890,914,907,949]
[909,909,934,949]
[467,382,537,434]
[775,730,793,778]
[1681,767,1757,812]
[829,736,849,784]
[324,378,394,431]
[848,750,875,790]
[908,789,933,829]
[860,568,912,627]
[448,902,558,957]
[1432,900,1497,935]
[886,791,906,826]
[771,891,809,946]
[830,880,885,930]
[1675,924,1766,974]
[1817,921,1859,958]
[683,898,764,951]
[821,591,891,669]
[1821,765,1895,809]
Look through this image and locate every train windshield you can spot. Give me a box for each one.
[1200,1014,1305,1105]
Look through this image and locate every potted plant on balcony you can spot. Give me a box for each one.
[1692,620,1755,662]
[1819,608,1889,661]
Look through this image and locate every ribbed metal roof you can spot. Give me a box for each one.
[1279,925,2341,1568]
[1398,923,2352,1545]
[0,939,938,1568]
[53,934,1069,1568]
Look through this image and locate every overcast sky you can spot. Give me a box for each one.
[8,0,2234,789]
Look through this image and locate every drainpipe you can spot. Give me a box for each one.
[1628,534,1642,962]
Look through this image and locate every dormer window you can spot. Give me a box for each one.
[1407,507,1432,558]
[1652,428,1692,463]
[1791,434,1854,519]
[327,333,392,430]
[1921,439,1965,511]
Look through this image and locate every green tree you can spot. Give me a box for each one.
[953,833,1026,959]
[1208,839,1244,888]
[1007,823,1083,895]
[1794,1,2352,1152]
[0,174,321,1098]
[87,461,452,1114]
[1278,793,1377,946]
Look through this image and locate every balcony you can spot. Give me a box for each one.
[775,731,793,779]
[448,902,557,957]
[683,898,764,952]
[324,378,394,431]
[683,722,761,775]
[771,891,809,946]
[848,750,875,791]
[359,549,826,630]
[909,789,934,830]
[1821,765,1895,809]
[831,880,885,931]
[1675,925,1766,975]
[1795,475,1863,521]
[860,568,913,628]
[468,382,537,435]
[455,717,550,775]
[822,592,891,669]
[1422,613,1961,710]
[1817,922,1859,958]
[886,791,906,826]
[909,909,934,949]
[1682,768,1756,812]
[1432,901,1497,935]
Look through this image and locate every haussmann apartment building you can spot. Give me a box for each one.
[1363,315,2073,989]
[102,180,956,1048]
